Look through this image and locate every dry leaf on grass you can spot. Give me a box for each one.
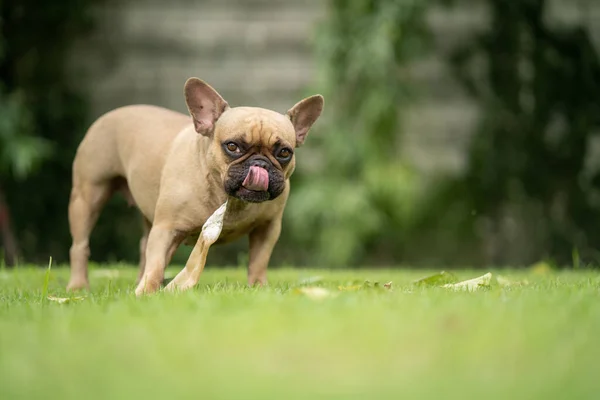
[299,276,324,285]
[413,271,458,286]
[295,287,336,300]
[442,272,492,292]
[47,296,86,304]
[338,280,393,291]
[363,280,384,289]
[496,275,529,288]
[337,285,363,291]
[364,280,393,290]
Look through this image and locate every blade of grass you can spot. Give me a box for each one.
[41,256,52,302]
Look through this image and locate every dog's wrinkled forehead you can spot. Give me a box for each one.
[214,107,296,147]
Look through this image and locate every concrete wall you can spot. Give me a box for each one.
[72,0,324,115]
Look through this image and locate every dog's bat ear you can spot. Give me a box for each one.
[286,94,324,147]
[184,78,229,136]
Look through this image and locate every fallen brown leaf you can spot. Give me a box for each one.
[295,287,335,300]
[413,271,458,286]
[47,296,86,304]
[496,275,529,288]
[442,272,492,292]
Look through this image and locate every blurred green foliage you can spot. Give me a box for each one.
[285,0,431,267]
[439,0,600,266]
[0,0,105,263]
[0,91,51,179]
[285,0,600,268]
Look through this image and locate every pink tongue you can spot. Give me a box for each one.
[242,166,269,191]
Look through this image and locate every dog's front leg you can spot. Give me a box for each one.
[135,224,182,296]
[165,201,228,292]
[248,217,282,286]
[164,238,209,292]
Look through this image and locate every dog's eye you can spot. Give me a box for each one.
[277,148,292,160]
[225,142,240,154]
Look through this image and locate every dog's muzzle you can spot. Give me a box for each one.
[242,166,269,192]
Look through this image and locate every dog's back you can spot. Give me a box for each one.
[72,105,191,219]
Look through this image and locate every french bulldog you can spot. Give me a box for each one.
[66,78,323,295]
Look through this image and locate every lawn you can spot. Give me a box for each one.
[0,265,599,400]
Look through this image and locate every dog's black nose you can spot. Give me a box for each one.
[250,157,270,169]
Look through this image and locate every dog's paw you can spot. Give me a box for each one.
[66,279,89,292]
[248,276,268,287]
[134,278,162,297]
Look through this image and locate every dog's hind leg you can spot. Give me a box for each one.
[136,216,152,285]
[67,182,111,291]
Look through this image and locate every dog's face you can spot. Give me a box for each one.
[213,108,297,202]
[184,78,324,203]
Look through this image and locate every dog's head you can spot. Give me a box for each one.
[184,78,323,203]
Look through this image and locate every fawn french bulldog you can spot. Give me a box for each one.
[66,78,323,295]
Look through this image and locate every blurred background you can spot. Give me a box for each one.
[1,0,599,269]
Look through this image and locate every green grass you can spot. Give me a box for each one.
[0,265,599,399]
